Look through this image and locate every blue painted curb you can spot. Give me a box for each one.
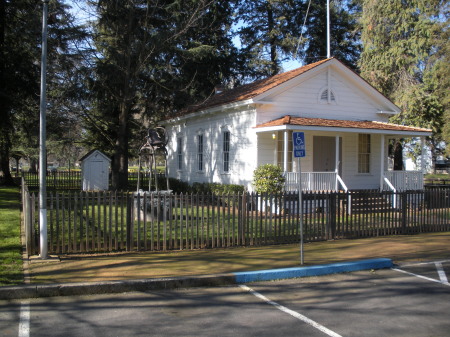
[234,258,393,283]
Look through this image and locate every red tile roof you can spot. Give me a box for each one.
[181,58,331,114]
[255,115,431,133]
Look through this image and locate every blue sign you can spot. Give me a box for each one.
[293,132,306,157]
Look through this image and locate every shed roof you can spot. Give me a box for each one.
[79,149,111,162]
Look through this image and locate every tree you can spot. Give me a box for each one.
[358,0,448,170]
[296,0,361,69]
[234,0,361,80]
[0,0,87,183]
[86,0,239,189]
[0,0,42,184]
[235,0,302,78]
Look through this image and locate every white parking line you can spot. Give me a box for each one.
[398,259,450,267]
[392,268,450,287]
[435,262,449,284]
[239,284,342,337]
[18,302,30,337]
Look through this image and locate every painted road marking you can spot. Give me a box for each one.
[435,262,449,284]
[398,259,450,267]
[239,284,342,337]
[392,268,450,287]
[18,302,30,337]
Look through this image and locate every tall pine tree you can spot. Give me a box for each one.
[0,0,41,184]
[234,0,361,80]
[298,0,360,69]
[0,0,87,181]
[235,0,302,78]
[86,0,239,189]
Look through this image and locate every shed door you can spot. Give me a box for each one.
[313,136,342,173]
[89,161,106,190]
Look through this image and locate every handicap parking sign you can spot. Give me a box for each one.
[293,132,306,157]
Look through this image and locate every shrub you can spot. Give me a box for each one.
[166,178,190,193]
[252,164,285,195]
[191,182,245,195]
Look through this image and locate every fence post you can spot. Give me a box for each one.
[25,191,32,257]
[126,193,134,251]
[328,192,337,239]
[240,192,247,246]
[401,191,408,234]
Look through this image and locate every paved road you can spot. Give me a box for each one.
[1,260,449,337]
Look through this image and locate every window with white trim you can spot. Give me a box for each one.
[223,131,230,173]
[358,134,371,173]
[177,136,183,171]
[197,134,204,172]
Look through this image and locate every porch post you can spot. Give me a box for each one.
[284,130,288,172]
[380,134,385,190]
[335,135,339,190]
[421,136,426,173]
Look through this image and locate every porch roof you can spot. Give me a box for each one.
[254,115,432,136]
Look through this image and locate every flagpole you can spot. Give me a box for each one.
[327,0,330,58]
[39,0,49,259]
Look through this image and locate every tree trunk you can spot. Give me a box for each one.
[267,4,278,76]
[111,105,129,190]
[28,157,38,173]
[0,140,15,186]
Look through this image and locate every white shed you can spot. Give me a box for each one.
[80,150,111,191]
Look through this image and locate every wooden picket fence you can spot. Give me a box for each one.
[22,182,450,256]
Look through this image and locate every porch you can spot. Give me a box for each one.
[255,116,431,193]
[284,170,424,192]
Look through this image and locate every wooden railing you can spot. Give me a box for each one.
[383,171,424,191]
[284,172,338,191]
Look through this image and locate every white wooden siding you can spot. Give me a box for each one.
[166,107,257,187]
[256,68,392,125]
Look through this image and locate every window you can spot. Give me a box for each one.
[223,131,230,172]
[358,134,371,173]
[177,136,183,170]
[276,131,293,171]
[197,134,204,172]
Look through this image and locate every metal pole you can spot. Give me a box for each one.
[39,0,49,259]
[326,0,330,58]
[298,157,304,265]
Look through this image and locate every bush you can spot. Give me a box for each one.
[191,182,245,195]
[166,178,190,193]
[147,178,245,195]
[252,164,285,195]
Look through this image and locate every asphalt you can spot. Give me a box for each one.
[0,258,392,300]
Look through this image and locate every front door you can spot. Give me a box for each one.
[313,136,342,173]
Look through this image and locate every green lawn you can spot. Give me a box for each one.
[0,186,23,286]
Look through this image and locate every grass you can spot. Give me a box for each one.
[28,232,450,284]
[0,186,23,286]
[425,173,449,180]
